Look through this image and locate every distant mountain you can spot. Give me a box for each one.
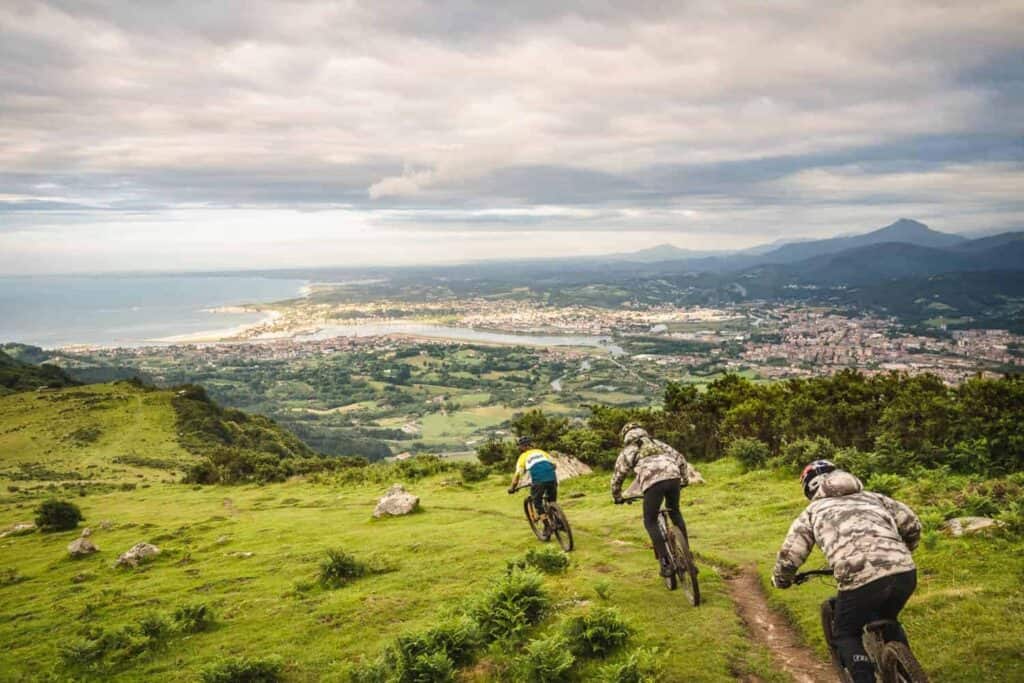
[755,219,967,265]
[780,234,1024,286]
[612,243,724,263]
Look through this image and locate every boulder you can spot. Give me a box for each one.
[373,484,420,518]
[0,522,37,538]
[116,542,161,567]
[518,452,593,486]
[941,517,1003,537]
[686,463,705,485]
[80,527,93,538]
[67,536,98,558]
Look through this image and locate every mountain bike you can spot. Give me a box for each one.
[624,497,700,605]
[516,484,573,551]
[794,569,928,683]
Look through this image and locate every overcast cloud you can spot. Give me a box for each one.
[1,0,1022,273]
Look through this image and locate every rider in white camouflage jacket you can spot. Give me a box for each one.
[772,460,922,683]
[772,468,920,591]
[611,423,690,577]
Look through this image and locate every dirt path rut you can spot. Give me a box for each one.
[726,567,835,683]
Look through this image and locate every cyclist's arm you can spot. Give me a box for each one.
[510,453,527,489]
[772,510,814,588]
[609,447,634,499]
[880,494,922,551]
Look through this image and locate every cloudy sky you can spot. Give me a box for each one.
[1,0,1022,273]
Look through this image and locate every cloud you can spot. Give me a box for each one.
[0,1,1022,271]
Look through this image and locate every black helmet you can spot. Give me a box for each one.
[800,460,837,500]
[516,435,533,449]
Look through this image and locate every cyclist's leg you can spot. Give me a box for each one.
[833,582,881,683]
[544,480,558,504]
[877,569,917,645]
[641,480,670,561]
[662,478,685,534]
[530,483,546,518]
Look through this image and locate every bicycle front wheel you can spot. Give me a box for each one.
[881,642,929,683]
[547,503,574,552]
[523,496,547,541]
[667,520,700,606]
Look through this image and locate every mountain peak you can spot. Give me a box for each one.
[870,218,965,246]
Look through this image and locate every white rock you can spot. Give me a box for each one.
[68,537,98,558]
[941,517,1003,537]
[373,484,420,518]
[116,542,161,567]
[0,522,37,538]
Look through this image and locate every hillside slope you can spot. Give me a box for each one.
[1,454,1020,681]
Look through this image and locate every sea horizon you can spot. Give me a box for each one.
[0,274,308,349]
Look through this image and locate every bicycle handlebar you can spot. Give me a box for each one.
[793,568,833,585]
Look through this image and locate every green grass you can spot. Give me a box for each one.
[419,406,518,445]
[1,386,1021,681]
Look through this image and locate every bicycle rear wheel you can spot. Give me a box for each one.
[657,516,677,591]
[547,503,574,552]
[667,519,700,606]
[523,496,547,541]
[881,642,929,683]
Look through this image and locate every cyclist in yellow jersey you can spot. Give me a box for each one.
[507,436,559,535]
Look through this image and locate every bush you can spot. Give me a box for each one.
[866,473,906,497]
[473,568,549,642]
[173,603,216,633]
[459,462,490,484]
[779,437,837,470]
[319,549,369,588]
[34,499,83,531]
[517,635,575,682]
[200,655,283,683]
[726,438,771,471]
[350,615,480,682]
[476,439,517,468]
[562,608,631,658]
[137,613,170,644]
[508,547,570,575]
[600,648,660,682]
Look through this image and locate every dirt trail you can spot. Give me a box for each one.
[726,567,835,683]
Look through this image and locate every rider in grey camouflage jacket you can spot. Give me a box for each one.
[610,426,689,501]
[772,469,921,591]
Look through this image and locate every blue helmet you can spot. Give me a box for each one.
[517,435,533,449]
[800,460,837,500]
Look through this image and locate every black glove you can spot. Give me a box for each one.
[771,574,791,590]
[613,497,625,505]
[507,486,516,495]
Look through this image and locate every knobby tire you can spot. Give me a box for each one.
[547,503,574,552]
[668,516,700,606]
[523,497,547,542]
[881,642,929,683]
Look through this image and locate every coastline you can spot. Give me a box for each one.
[148,309,284,344]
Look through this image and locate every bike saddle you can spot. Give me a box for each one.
[863,619,899,633]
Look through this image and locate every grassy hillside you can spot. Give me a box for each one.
[0,350,79,397]
[1,382,1022,681]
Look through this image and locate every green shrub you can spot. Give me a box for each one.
[726,438,771,471]
[562,607,632,658]
[473,568,549,642]
[34,499,83,531]
[459,462,490,484]
[594,580,612,601]
[516,635,575,682]
[779,437,838,470]
[476,439,517,468]
[997,500,1024,535]
[173,603,215,633]
[391,615,481,671]
[319,549,369,588]
[600,648,660,682]
[200,655,283,683]
[866,473,906,497]
[137,613,170,644]
[508,547,570,575]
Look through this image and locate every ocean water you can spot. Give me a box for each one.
[0,275,307,348]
